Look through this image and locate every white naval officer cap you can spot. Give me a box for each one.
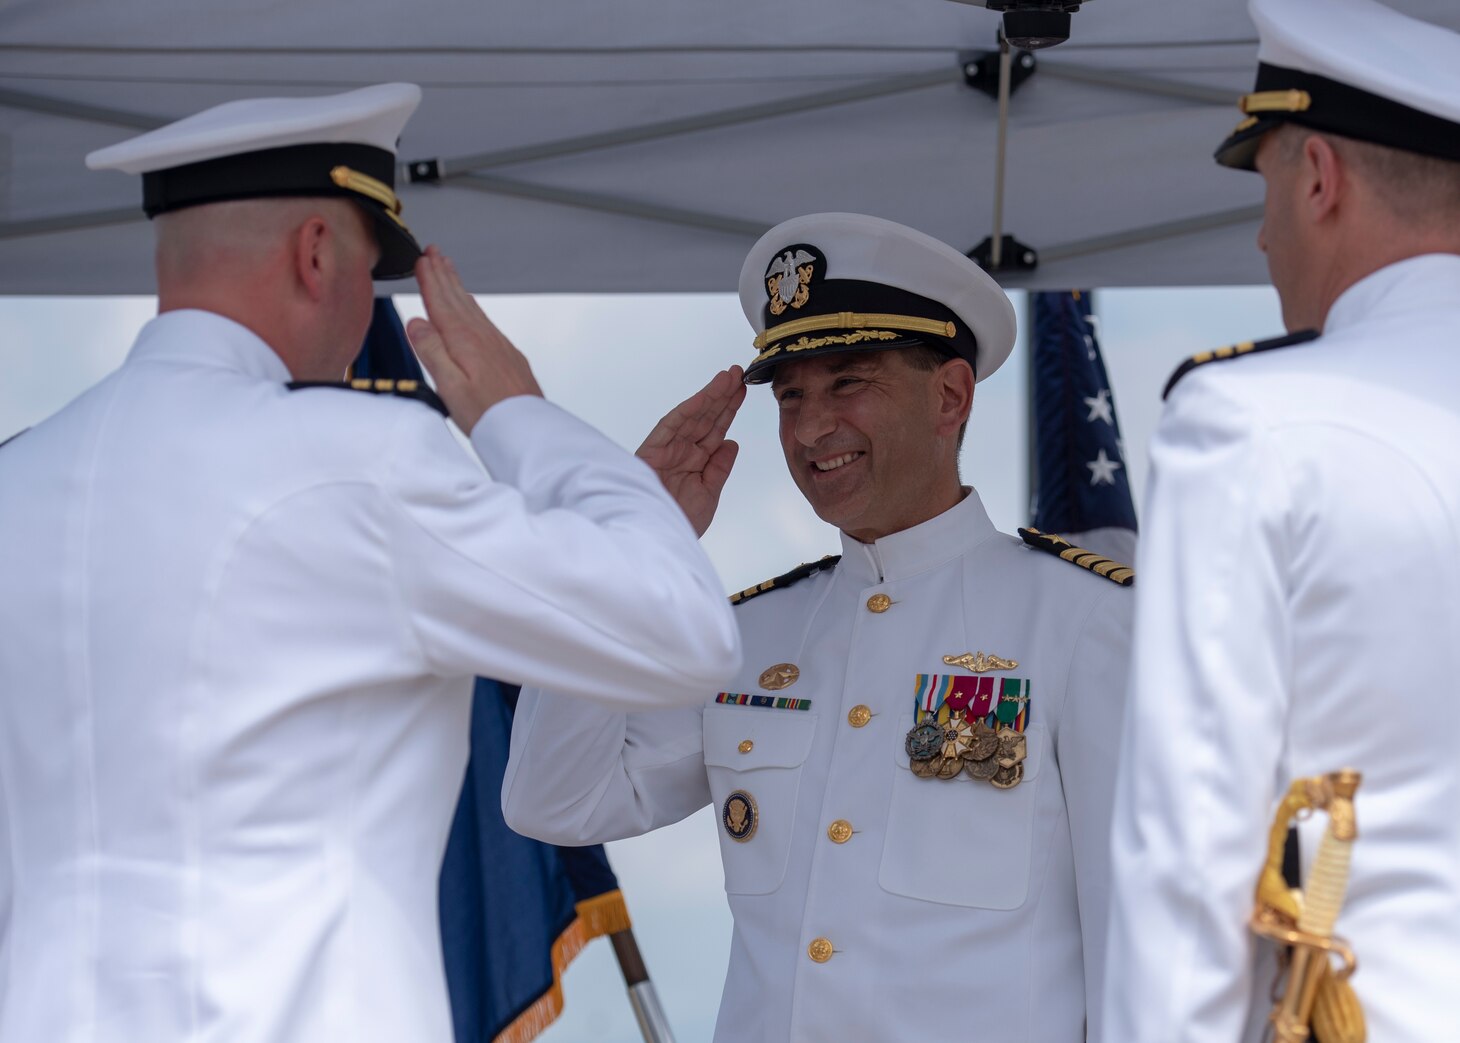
[737,213,1017,386]
[86,83,423,279]
[1215,0,1460,170]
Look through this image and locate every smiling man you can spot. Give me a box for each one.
[504,213,1135,1041]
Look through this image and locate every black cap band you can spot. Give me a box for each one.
[142,142,396,216]
[746,278,976,384]
[1216,63,1460,170]
[141,142,421,280]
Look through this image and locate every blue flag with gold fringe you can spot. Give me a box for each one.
[354,299,631,1043]
[1029,290,1137,563]
[439,682,630,1043]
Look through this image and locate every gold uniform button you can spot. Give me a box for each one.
[808,938,835,963]
[737,739,754,754]
[847,704,872,728]
[827,820,853,844]
[866,593,892,613]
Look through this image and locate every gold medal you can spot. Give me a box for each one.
[965,756,999,781]
[936,755,963,780]
[965,719,1000,761]
[941,716,976,761]
[991,763,1025,789]
[995,728,1028,770]
[911,756,941,778]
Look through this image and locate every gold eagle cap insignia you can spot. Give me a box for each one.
[943,651,1019,673]
[765,248,816,316]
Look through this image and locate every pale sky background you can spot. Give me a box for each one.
[1,284,1283,1042]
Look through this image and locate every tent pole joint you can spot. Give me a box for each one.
[960,47,1036,100]
[970,234,1039,274]
[401,158,443,184]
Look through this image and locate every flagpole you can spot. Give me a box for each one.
[1025,292,1039,522]
[609,927,676,1043]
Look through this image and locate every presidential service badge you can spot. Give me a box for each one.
[722,790,758,842]
[765,247,817,316]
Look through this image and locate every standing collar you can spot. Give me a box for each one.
[1325,253,1460,336]
[125,309,294,383]
[837,487,998,584]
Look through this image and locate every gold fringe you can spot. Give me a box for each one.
[492,890,634,1043]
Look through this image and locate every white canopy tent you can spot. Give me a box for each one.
[4,0,1456,296]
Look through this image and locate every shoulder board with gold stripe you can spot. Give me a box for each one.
[1018,528,1133,587]
[1162,329,1319,400]
[286,378,449,417]
[729,554,841,606]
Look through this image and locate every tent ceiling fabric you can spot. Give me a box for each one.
[3,0,1458,294]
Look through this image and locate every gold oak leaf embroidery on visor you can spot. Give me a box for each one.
[752,329,901,365]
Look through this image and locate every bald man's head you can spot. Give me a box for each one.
[155,198,362,284]
[154,197,382,380]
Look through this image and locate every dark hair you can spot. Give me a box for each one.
[895,341,971,450]
[900,340,962,376]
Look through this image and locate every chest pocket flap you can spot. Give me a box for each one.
[704,708,817,769]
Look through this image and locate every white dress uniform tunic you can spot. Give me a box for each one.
[0,309,740,1043]
[505,489,1132,1041]
[1104,255,1460,1042]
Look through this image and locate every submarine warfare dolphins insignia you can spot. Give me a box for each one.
[942,651,1019,673]
[765,248,817,316]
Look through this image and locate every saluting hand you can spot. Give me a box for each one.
[636,366,746,537]
[407,246,543,433]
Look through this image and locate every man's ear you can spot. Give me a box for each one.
[934,357,975,438]
[1302,134,1346,226]
[292,215,331,302]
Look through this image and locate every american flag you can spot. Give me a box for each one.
[1029,290,1137,564]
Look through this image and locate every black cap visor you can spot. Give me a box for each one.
[359,202,422,280]
[746,332,944,384]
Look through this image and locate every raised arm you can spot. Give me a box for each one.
[383,248,741,706]
[502,687,712,845]
[635,366,745,537]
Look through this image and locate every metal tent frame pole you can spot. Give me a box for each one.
[0,56,1253,258]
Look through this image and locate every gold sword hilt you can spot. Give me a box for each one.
[1251,769,1366,1043]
